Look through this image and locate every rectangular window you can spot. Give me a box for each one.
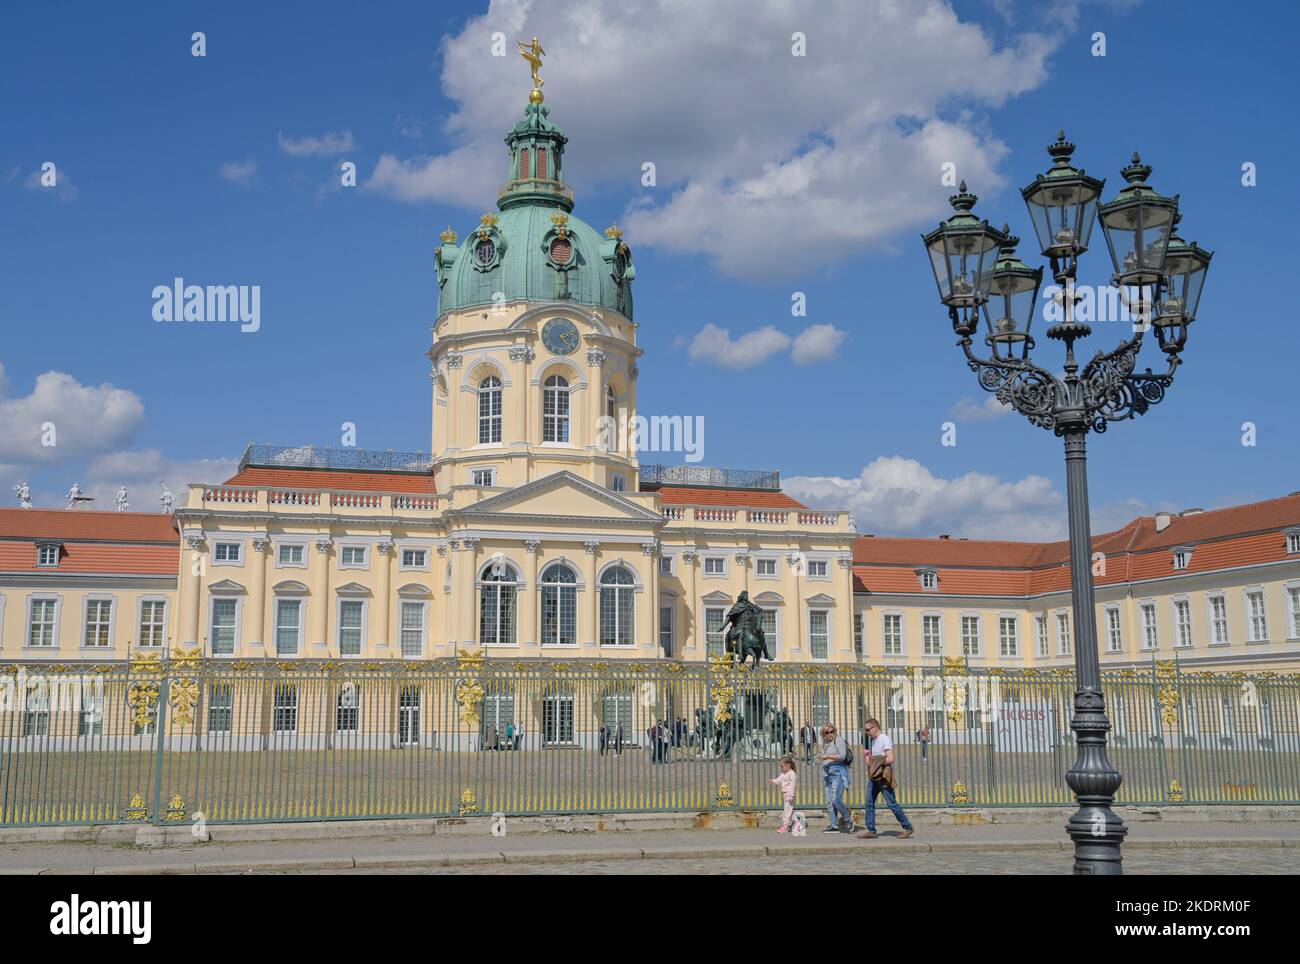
[83,599,112,647]
[1210,595,1229,645]
[1036,615,1049,657]
[37,544,59,567]
[961,616,981,657]
[28,598,57,648]
[519,147,530,179]
[659,605,674,657]
[336,684,360,732]
[759,607,778,658]
[1141,604,1158,650]
[1056,612,1071,655]
[535,148,548,180]
[703,557,725,576]
[210,599,237,656]
[340,546,367,567]
[853,612,863,656]
[273,685,297,733]
[1172,549,1191,570]
[542,694,575,746]
[811,687,831,728]
[1289,588,1300,639]
[472,468,496,487]
[923,615,942,656]
[999,616,1018,657]
[398,687,421,746]
[1106,608,1123,653]
[1288,532,1300,554]
[275,599,301,656]
[401,549,427,569]
[1246,590,1268,641]
[755,558,776,577]
[400,602,425,657]
[278,544,304,566]
[883,613,902,656]
[610,473,626,492]
[705,607,726,657]
[919,570,938,590]
[139,600,166,648]
[338,600,364,657]
[78,687,103,737]
[214,542,241,563]
[208,684,233,733]
[809,610,829,660]
[24,686,49,737]
[807,560,828,578]
[1174,599,1193,648]
[659,555,673,576]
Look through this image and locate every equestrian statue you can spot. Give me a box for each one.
[720,591,771,669]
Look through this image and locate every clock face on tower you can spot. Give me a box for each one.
[542,317,580,355]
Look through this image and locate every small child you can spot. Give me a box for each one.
[770,755,798,833]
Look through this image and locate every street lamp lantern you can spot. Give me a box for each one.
[1153,216,1213,354]
[1020,131,1105,273]
[920,135,1211,875]
[922,181,1006,335]
[1099,152,1180,288]
[981,226,1043,361]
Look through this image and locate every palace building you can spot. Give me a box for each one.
[3,85,1300,676]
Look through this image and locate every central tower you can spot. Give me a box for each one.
[427,44,641,494]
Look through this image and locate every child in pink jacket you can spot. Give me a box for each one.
[771,756,798,832]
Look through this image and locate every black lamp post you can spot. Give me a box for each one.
[922,132,1212,875]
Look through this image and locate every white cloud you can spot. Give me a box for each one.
[685,324,791,370]
[792,325,846,365]
[786,455,1169,541]
[218,159,257,185]
[277,130,357,157]
[0,363,144,466]
[80,449,238,512]
[950,396,1013,422]
[23,165,78,200]
[367,0,1061,277]
[786,455,1066,540]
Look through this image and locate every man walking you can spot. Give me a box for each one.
[817,723,854,834]
[858,718,914,840]
[800,721,816,764]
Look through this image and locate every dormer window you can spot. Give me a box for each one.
[1172,547,1193,571]
[918,569,939,591]
[1287,530,1300,555]
[36,543,61,568]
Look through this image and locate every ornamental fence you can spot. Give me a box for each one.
[1,654,1297,826]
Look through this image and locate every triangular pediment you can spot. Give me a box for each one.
[460,471,662,523]
[208,578,246,594]
[335,581,371,597]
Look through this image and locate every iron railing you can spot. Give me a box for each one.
[1,656,1295,826]
[640,464,781,491]
[238,444,434,474]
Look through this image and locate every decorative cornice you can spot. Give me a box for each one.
[641,540,660,556]
[376,542,395,555]
[461,536,481,551]
[445,352,464,369]
[508,344,536,364]
[584,541,600,554]
[314,539,333,554]
[524,539,543,553]
[252,538,271,552]
[184,536,205,551]
[682,548,699,565]
[586,348,607,367]
[734,552,751,566]
[837,555,854,569]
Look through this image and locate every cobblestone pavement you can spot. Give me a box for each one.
[338,846,1297,875]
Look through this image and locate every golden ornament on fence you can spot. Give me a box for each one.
[459,789,479,816]
[166,795,186,822]
[715,783,735,808]
[125,794,149,821]
[1167,779,1186,804]
[950,781,971,806]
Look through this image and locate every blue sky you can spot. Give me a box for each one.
[1,0,1295,538]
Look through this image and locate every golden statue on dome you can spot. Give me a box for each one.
[518,36,545,102]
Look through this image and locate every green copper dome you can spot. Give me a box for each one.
[435,99,635,320]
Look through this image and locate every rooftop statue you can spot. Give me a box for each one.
[518,36,545,95]
[13,481,32,509]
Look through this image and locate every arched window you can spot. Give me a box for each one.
[540,563,577,646]
[606,384,616,423]
[479,561,518,646]
[599,565,635,647]
[543,374,570,442]
[478,375,502,444]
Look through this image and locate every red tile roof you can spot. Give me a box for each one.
[653,486,808,509]
[852,493,1300,597]
[224,467,436,493]
[0,509,179,576]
